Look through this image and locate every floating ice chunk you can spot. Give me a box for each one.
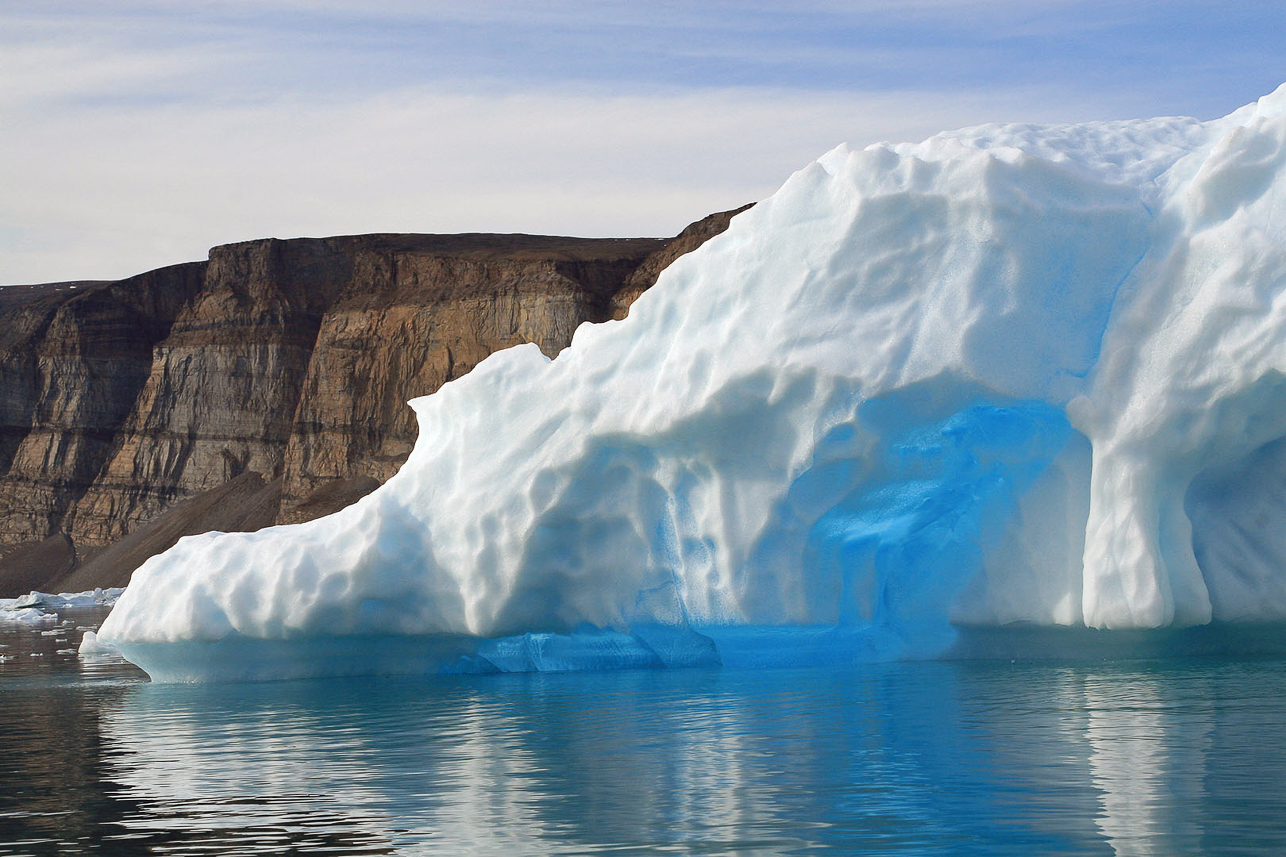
[9,588,124,611]
[56,588,123,608]
[77,631,121,658]
[0,604,55,627]
[3,587,123,629]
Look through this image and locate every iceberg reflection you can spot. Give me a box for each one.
[91,660,1286,854]
[1082,673,1210,856]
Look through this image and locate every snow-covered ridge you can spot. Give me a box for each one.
[101,84,1286,681]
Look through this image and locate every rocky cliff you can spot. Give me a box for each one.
[0,209,746,595]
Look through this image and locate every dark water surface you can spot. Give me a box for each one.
[3,615,1286,855]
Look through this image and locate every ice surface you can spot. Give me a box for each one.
[100,85,1286,681]
[77,630,121,658]
[1,588,124,629]
[11,588,125,610]
[0,604,55,628]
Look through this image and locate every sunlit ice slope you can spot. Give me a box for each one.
[101,85,1286,681]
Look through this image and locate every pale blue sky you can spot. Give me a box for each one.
[3,1,1283,283]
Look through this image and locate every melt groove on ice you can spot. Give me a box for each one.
[102,84,1286,681]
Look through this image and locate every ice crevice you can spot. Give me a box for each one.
[99,84,1286,681]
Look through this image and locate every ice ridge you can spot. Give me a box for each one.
[100,84,1286,681]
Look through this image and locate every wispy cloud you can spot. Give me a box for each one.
[6,82,1111,283]
[2,1,1282,283]
[9,0,1279,104]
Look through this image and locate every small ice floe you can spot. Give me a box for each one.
[40,629,60,636]
[56,648,78,655]
[2,587,125,628]
[11,587,125,611]
[0,604,56,627]
[11,591,48,610]
[78,631,121,658]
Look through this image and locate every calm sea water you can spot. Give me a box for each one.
[3,612,1286,855]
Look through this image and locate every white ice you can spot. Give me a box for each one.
[99,85,1286,681]
[1,587,125,624]
[10,588,125,610]
[77,630,122,658]
[0,604,55,628]
[1,587,122,629]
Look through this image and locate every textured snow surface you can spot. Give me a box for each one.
[102,85,1286,681]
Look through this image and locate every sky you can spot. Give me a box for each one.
[2,1,1284,284]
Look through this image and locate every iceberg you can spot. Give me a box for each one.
[100,85,1286,681]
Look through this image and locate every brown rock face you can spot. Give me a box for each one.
[273,236,665,523]
[0,207,749,595]
[609,203,755,319]
[0,267,206,549]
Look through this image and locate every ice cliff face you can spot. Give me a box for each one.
[101,85,1286,680]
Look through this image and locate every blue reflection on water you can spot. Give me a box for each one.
[4,611,1286,855]
[76,660,1286,854]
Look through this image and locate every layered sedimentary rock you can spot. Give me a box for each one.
[0,268,206,548]
[0,210,745,594]
[273,236,661,524]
